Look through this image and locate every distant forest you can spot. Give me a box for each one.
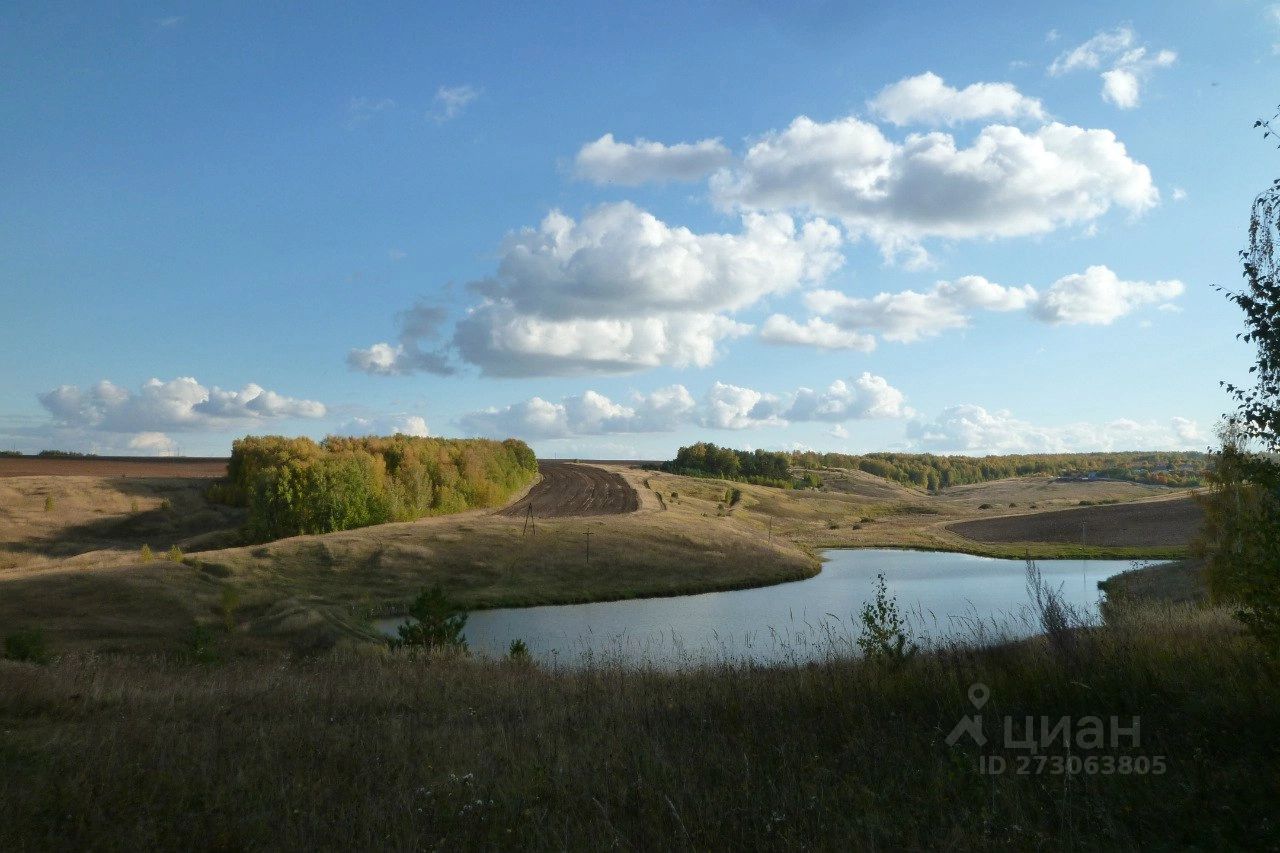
[217,435,538,541]
[662,442,1208,491]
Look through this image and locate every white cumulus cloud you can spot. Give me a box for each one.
[449,202,841,376]
[1032,265,1184,325]
[575,133,734,185]
[869,72,1047,126]
[712,116,1157,264]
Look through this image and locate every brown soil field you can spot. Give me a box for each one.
[499,461,639,518]
[946,495,1203,548]
[0,456,228,478]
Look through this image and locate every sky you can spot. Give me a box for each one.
[2,1,1277,459]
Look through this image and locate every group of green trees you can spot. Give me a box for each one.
[1201,111,1280,655]
[216,434,538,542]
[660,442,1206,494]
[785,450,1208,492]
[659,443,796,487]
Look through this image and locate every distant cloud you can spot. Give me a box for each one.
[345,96,397,128]
[459,374,909,439]
[348,302,455,376]
[431,85,480,122]
[156,15,183,28]
[868,72,1046,126]
[762,266,1183,352]
[574,133,733,184]
[759,315,875,351]
[38,377,326,433]
[1049,27,1176,109]
[338,414,430,437]
[1171,186,1187,202]
[129,432,178,454]
[908,405,1204,453]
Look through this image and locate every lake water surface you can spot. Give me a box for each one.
[377,549,1139,667]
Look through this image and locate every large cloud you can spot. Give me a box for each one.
[38,377,326,433]
[575,133,733,184]
[448,202,841,376]
[711,117,1157,263]
[1049,27,1176,110]
[907,404,1203,453]
[460,374,908,439]
[762,266,1181,350]
[869,72,1046,126]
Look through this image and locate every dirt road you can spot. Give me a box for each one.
[498,461,639,518]
[947,496,1203,548]
[0,457,228,479]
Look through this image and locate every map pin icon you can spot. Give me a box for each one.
[969,683,990,709]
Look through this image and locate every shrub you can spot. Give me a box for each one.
[727,487,743,507]
[390,586,468,652]
[130,499,139,513]
[167,545,183,562]
[857,573,917,664]
[140,544,153,562]
[43,495,53,512]
[978,503,993,510]
[4,629,49,663]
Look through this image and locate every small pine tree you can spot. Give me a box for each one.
[43,495,53,512]
[508,638,531,662]
[390,585,468,651]
[140,544,153,562]
[167,545,183,562]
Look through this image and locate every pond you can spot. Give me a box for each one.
[376,549,1141,667]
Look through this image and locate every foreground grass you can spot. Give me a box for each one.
[2,604,1276,850]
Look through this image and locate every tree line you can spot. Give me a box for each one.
[784,450,1208,492]
[215,434,538,541]
[659,442,1206,492]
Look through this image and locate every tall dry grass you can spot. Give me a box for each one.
[1,598,1276,850]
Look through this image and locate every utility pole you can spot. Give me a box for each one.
[583,529,593,567]
[1081,521,1087,548]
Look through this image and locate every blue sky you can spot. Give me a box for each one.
[2,1,1277,458]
